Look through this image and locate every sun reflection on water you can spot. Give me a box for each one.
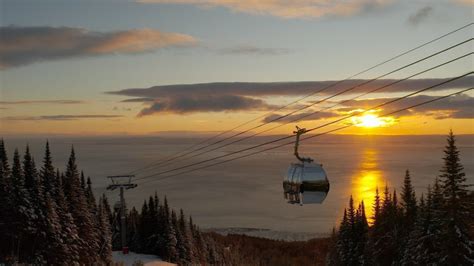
[352,149,384,224]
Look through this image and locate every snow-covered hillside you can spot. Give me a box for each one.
[112,251,176,266]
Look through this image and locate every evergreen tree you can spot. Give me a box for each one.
[55,171,80,264]
[189,215,206,264]
[373,185,398,265]
[40,141,56,195]
[85,177,101,261]
[165,209,178,262]
[336,209,349,262]
[0,139,12,260]
[10,149,35,262]
[403,185,443,265]
[355,201,369,265]
[98,196,113,264]
[372,186,381,223]
[63,147,97,264]
[127,206,140,251]
[401,170,417,228]
[138,200,150,253]
[438,131,473,264]
[42,193,65,264]
[178,209,193,264]
[22,146,48,263]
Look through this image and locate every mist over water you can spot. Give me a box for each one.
[5,134,473,234]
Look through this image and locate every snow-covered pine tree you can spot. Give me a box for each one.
[165,209,178,263]
[372,185,398,265]
[178,209,193,264]
[98,196,113,264]
[37,142,68,264]
[80,171,86,192]
[438,131,473,264]
[372,186,381,223]
[40,141,56,194]
[63,147,97,264]
[137,200,150,253]
[55,171,80,264]
[22,146,48,263]
[335,208,350,264]
[172,209,187,264]
[401,192,425,265]
[411,182,444,264]
[398,169,418,265]
[127,206,140,251]
[147,195,159,252]
[355,201,369,265]
[0,139,12,261]
[189,215,206,264]
[347,196,359,265]
[401,170,417,226]
[152,192,165,254]
[101,193,114,226]
[42,192,66,264]
[10,149,35,262]
[85,177,101,259]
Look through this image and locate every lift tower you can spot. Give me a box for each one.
[106,175,137,254]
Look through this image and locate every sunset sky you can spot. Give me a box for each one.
[1,0,473,136]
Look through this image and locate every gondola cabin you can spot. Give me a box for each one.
[283,162,329,205]
[283,126,330,205]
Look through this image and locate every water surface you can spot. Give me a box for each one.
[4,134,473,234]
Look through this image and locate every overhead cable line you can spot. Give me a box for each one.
[134,38,473,173]
[135,72,472,182]
[138,86,473,185]
[128,22,473,175]
[143,50,472,170]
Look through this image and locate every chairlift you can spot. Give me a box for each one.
[283,126,329,205]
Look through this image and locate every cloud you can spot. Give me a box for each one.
[259,93,474,125]
[108,77,472,116]
[109,77,473,99]
[0,26,197,69]
[262,111,336,123]
[338,93,474,119]
[0,100,85,105]
[138,95,276,116]
[121,97,156,103]
[218,45,290,55]
[137,0,391,18]
[3,115,124,121]
[407,6,433,26]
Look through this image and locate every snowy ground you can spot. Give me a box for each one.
[113,251,176,266]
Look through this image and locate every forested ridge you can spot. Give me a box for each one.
[327,131,474,265]
[123,193,228,265]
[0,141,112,264]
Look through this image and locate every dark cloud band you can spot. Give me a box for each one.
[0,26,196,69]
[137,95,276,116]
[108,77,473,99]
[3,115,124,121]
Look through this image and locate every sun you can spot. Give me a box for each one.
[352,114,394,128]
